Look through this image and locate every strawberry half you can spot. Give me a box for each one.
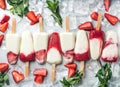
[33,68,47,77]
[34,75,44,84]
[0,15,10,24]
[64,63,77,69]
[26,11,38,25]
[0,0,6,10]
[90,12,98,21]
[7,51,18,64]
[36,14,42,21]
[0,22,8,33]
[78,21,93,31]
[12,70,24,83]
[68,68,76,78]
[0,34,4,46]
[104,13,119,25]
[0,63,9,73]
[104,0,111,12]
[35,50,47,64]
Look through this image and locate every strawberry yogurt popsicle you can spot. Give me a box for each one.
[6,18,21,64]
[20,31,35,62]
[89,13,104,60]
[101,30,118,62]
[74,30,89,61]
[60,16,75,64]
[60,32,75,63]
[47,32,62,82]
[74,30,89,73]
[33,17,48,64]
[20,30,35,77]
[33,32,48,64]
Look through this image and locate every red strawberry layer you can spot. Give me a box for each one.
[7,51,18,64]
[47,32,62,54]
[101,41,118,62]
[35,50,47,64]
[20,52,35,62]
[102,55,117,62]
[63,50,74,59]
[74,50,89,61]
[89,30,104,40]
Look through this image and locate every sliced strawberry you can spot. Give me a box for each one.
[0,34,4,46]
[0,0,6,10]
[104,13,119,25]
[20,52,35,62]
[34,75,44,84]
[7,51,18,64]
[68,68,76,78]
[30,21,37,25]
[37,14,42,21]
[12,70,24,83]
[33,68,47,76]
[90,12,98,21]
[78,21,93,31]
[26,11,38,23]
[64,63,77,69]
[0,63,9,73]
[0,22,8,32]
[0,15,10,24]
[35,50,46,64]
[104,0,111,12]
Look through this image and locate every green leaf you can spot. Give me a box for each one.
[7,0,29,17]
[4,74,10,85]
[0,83,3,87]
[46,0,62,27]
[60,71,83,87]
[96,63,112,87]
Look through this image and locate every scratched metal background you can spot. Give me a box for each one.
[0,0,120,87]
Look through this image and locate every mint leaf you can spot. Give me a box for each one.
[7,0,29,17]
[60,71,83,87]
[96,63,112,87]
[46,0,62,27]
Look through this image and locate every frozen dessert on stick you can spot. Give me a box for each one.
[60,16,75,64]
[89,13,104,60]
[47,32,62,82]
[6,18,21,64]
[33,17,48,64]
[20,30,35,77]
[101,30,118,62]
[74,30,89,61]
[74,30,89,74]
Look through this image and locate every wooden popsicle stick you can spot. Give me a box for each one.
[66,16,70,32]
[80,61,85,76]
[51,64,56,82]
[25,62,29,77]
[96,13,102,31]
[39,17,43,32]
[12,18,16,34]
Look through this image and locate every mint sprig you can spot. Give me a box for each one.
[46,0,62,27]
[60,71,83,87]
[96,63,112,87]
[7,0,29,17]
[0,72,10,87]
